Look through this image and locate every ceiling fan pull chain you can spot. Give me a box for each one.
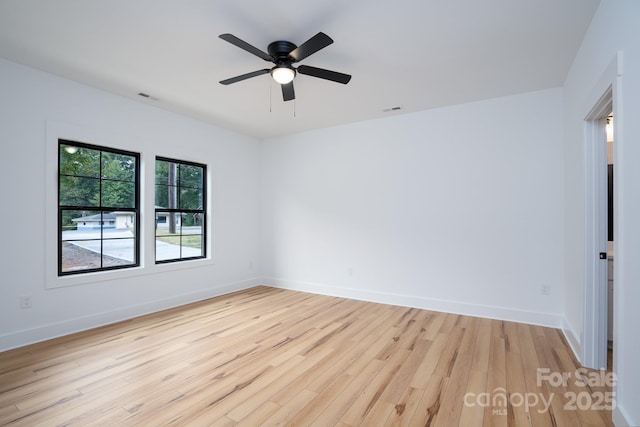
[269,79,272,113]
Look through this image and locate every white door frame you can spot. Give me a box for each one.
[582,53,622,370]
[583,91,611,370]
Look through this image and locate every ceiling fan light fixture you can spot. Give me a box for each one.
[219,32,351,102]
[271,66,296,84]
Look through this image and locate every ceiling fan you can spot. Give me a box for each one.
[218,32,351,102]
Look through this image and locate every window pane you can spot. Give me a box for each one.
[179,164,203,188]
[155,159,169,184]
[100,210,135,232]
[191,212,204,226]
[155,228,181,244]
[102,238,136,266]
[155,184,177,209]
[181,211,201,227]
[183,224,202,236]
[180,187,202,210]
[102,180,135,208]
[179,222,203,258]
[156,239,180,261]
[156,214,167,224]
[61,240,103,272]
[101,152,136,181]
[110,211,136,231]
[61,209,101,237]
[60,145,100,178]
[59,176,100,207]
[155,214,204,261]
[155,210,177,227]
[183,233,204,257]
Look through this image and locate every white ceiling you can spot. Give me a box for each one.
[0,0,600,139]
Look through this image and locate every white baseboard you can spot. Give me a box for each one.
[613,406,635,427]
[263,277,563,328]
[561,317,583,365]
[0,278,260,352]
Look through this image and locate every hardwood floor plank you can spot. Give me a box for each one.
[380,338,431,403]
[340,347,412,424]
[408,332,447,389]
[263,388,317,426]
[271,333,378,405]
[458,369,487,427]
[82,407,134,427]
[283,374,355,425]
[0,403,19,419]
[226,346,334,422]
[308,358,386,427]
[185,355,308,425]
[503,320,522,354]
[505,348,534,426]
[430,327,475,426]
[0,286,613,426]
[360,399,394,426]
[381,386,425,426]
[409,374,448,425]
[420,311,447,341]
[471,318,492,373]
[433,326,465,379]
[483,333,508,427]
[235,401,281,427]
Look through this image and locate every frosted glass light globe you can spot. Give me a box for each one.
[271,67,295,84]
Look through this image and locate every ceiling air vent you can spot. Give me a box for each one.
[138,92,159,101]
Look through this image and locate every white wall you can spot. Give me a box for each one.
[0,58,262,350]
[261,88,565,327]
[563,1,640,425]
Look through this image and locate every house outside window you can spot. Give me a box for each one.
[58,140,140,275]
[155,157,206,263]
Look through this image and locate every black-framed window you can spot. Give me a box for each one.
[155,157,206,263]
[58,140,140,275]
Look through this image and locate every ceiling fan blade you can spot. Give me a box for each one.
[219,69,270,85]
[281,82,295,101]
[297,65,351,84]
[219,34,272,61]
[289,32,333,62]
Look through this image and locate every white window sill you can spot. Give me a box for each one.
[46,257,216,289]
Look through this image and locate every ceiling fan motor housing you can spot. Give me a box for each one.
[267,40,297,64]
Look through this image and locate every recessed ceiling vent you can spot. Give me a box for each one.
[137,92,159,101]
[382,106,402,112]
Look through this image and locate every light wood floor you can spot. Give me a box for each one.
[0,286,613,426]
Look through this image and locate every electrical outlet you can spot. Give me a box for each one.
[20,295,32,309]
[541,285,550,296]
